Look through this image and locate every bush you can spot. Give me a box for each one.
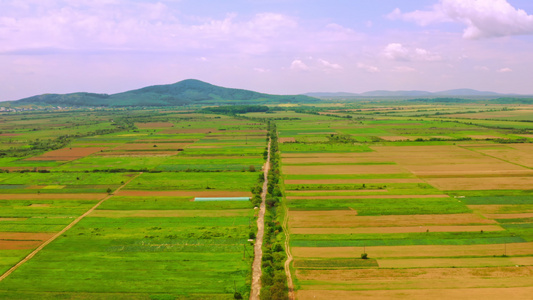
[361,253,368,259]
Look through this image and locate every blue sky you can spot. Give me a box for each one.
[2,0,533,100]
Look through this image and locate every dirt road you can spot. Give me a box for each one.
[250,139,271,300]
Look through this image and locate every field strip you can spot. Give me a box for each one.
[116,190,251,197]
[459,145,533,170]
[251,139,270,300]
[289,213,496,228]
[287,194,450,200]
[290,225,505,234]
[89,209,250,218]
[292,242,533,258]
[296,287,533,300]
[484,212,533,219]
[285,178,424,184]
[378,256,533,268]
[0,194,106,200]
[0,172,142,282]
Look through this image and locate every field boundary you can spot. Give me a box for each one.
[0,172,143,282]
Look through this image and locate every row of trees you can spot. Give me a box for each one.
[260,122,289,300]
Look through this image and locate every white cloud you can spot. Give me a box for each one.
[383,43,442,62]
[290,59,309,71]
[498,67,513,73]
[319,59,343,70]
[475,66,490,71]
[357,63,380,73]
[389,0,533,39]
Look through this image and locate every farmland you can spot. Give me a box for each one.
[0,100,532,299]
[0,111,266,299]
[261,103,533,299]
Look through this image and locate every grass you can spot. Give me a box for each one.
[287,197,471,215]
[124,172,259,191]
[98,196,253,210]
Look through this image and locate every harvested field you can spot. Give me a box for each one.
[483,212,533,219]
[283,164,408,175]
[281,153,388,159]
[378,256,533,268]
[0,240,42,250]
[25,147,107,161]
[0,133,21,137]
[296,287,533,300]
[289,212,495,228]
[0,232,55,241]
[297,266,533,281]
[0,194,106,200]
[292,242,533,259]
[287,194,449,200]
[279,137,296,143]
[291,225,504,235]
[468,205,533,214]
[468,144,533,168]
[285,178,424,184]
[426,176,533,190]
[135,122,174,128]
[282,157,392,164]
[90,209,250,218]
[115,190,252,197]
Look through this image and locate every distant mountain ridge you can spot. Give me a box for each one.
[305,88,518,98]
[8,79,317,107]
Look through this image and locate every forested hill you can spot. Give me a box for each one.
[7,79,318,107]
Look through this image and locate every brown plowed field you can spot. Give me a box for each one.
[0,240,42,250]
[283,164,408,175]
[289,212,495,228]
[378,256,533,268]
[297,266,533,281]
[291,225,504,234]
[25,147,107,161]
[0,232,54,241]
[292,242,533,259]
[296,287,533,300]
[116,190,252,197]
[468,144,533,168]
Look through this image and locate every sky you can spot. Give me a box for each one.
[2,0,533,101]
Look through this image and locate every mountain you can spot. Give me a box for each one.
[304,88,516,98]
[8,79,318,107]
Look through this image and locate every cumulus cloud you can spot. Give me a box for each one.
[383,43,442,62]
[498,67,513,73]
[289,58,343,72]
[388,0,533,39]
[319,59,343,70]
[290,59,309,71]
